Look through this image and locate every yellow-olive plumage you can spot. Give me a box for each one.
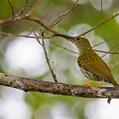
[71,37,119,103]
[55,34,119,103]
[72,37,118,86]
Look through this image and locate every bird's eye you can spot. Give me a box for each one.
[77,38,80,40]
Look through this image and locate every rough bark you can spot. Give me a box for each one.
[0,73,119,99]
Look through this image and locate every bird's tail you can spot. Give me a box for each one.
[107,98,111,104]
[111,79,119,87]
[107,79,119,104]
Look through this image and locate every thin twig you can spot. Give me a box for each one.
[1,31,119,55]
[49,0,79,28]
[42,0,79,36]
[0,11,119,41]
[0,31,40,39]
[8,0,15,16]
[78,13,119,37]
[93,49,119,55]
[26,0,43,16]
[34,31,58,82]
[41,36,58,83]
[51,41,78,54]
[0,4,119,56]
[40,3,55,18]
[101,42,119,57]
[51,42,119,55]
[100,0,104,20]
[18,0,30,15]
[33,31,42,46]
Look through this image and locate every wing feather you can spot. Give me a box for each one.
[78,53,114,83]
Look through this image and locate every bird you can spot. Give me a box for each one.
[54,33,119,103]
[69,36,119,103]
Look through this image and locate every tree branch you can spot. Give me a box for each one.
[1,1,119,101]
[0,72,119,99]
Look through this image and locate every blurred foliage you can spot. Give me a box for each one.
[0,0,119,119]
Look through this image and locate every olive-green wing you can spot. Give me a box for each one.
[78,51,119,86]
[79,60,119,86]
[80,61,111,76]
[78,52,112,76]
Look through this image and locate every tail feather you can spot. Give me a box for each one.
[107,79,119,104]
[111,79,119,87]
[107,98,111,104]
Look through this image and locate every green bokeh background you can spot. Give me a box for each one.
[0,0,119,119]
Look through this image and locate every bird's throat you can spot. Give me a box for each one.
[79,47,92,55]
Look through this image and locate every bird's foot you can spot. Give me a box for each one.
[82,80,91,87]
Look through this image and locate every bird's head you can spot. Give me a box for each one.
[53,34,92,51]
[69,36,92,51]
